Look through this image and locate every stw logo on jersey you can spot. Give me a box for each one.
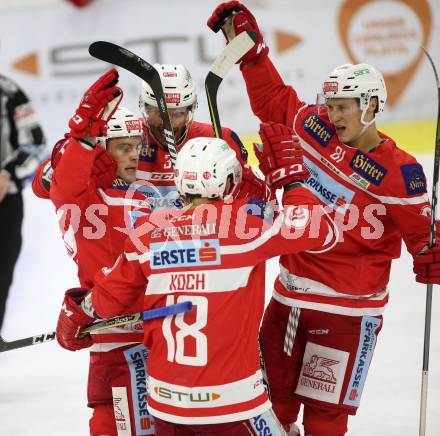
[150,239,221,269]
[154,386,221,402]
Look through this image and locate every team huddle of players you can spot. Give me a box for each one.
[32,2,440,436]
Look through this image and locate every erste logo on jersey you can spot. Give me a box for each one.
[349,151,387,186]
[302,112,334,147]
[150,239,221,269]
[304,157,355,213]
[400,163,427,195]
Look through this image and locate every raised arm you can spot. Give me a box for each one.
[207,1,306,126]
[50,69,120,207]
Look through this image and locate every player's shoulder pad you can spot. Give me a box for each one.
[244,197,276,223]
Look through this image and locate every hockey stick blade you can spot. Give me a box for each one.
[205,31,257,138]
[88,41,177,166]
[0,301,193,352]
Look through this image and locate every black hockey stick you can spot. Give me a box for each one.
[205,31,257,139]
[88,41,178,167]
[0,301,192,352]
[419,48,440,436]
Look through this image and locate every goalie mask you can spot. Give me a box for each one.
[175,137,242,200]
[97,106,143,148]
[139,64,197,146]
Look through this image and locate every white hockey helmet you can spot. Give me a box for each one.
[139,64,197,111]
[97,106,142,148]
[175,137,242,199]
[321,63,387,113]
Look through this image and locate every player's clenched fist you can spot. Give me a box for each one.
[207,1,268,66]
[56,288,95,351]
[255,122,310,190]
[234,165,273,201]
[413,245,440,285]
[68,68,122,142]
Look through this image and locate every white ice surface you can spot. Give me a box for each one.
[1,154,439,435]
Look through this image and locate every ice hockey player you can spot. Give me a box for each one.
[207,2,440,435]
[137,63,271,210]
[34,69,154,436]
[55,124,339,435]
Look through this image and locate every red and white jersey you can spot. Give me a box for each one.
[136,120,251,210]
[50,138,150,350]
[91,188,335,424]
[242,57,433,316]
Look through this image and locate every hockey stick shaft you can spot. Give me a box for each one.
[88,41,177,166]
[205,31,257,139]
[0,301,192,352]
[419,47,440,436]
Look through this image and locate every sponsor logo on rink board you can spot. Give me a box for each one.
[343,316,381,407]
[124,344,155,435]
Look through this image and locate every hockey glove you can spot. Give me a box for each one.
[413,245,440,285]
[56,288,95,351]
[234,165,273,201]
[68,68,122,143]
[51,136,117,189]
[91,147,117,189]
[31,159,52,199]
[207,1,268,66]
[255,122,310,190]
